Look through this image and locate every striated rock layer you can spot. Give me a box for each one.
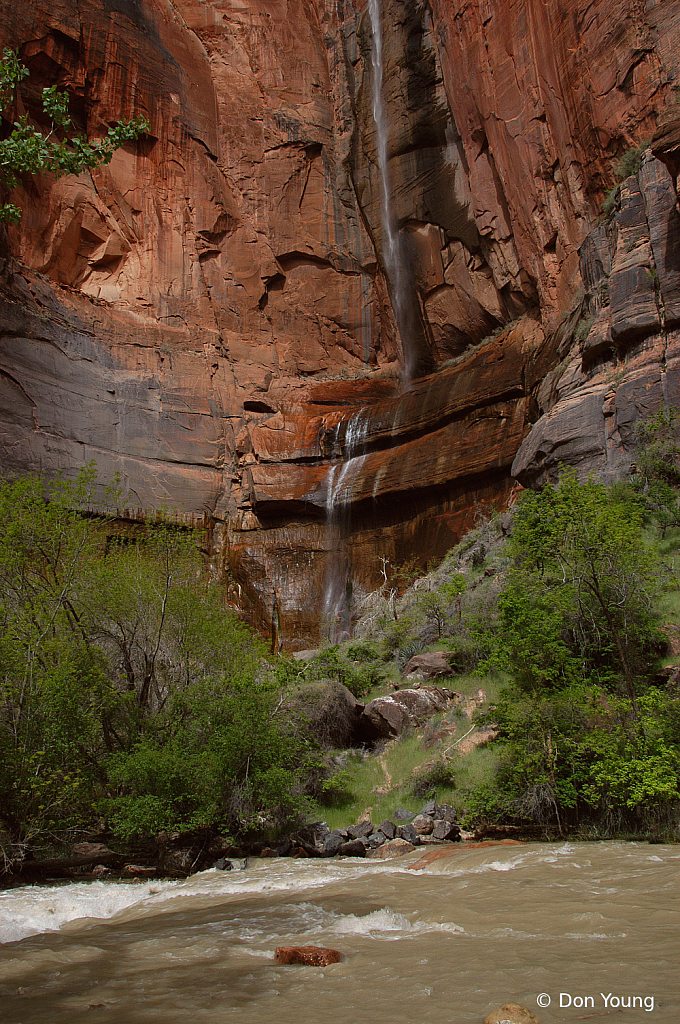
[0,0,679,644]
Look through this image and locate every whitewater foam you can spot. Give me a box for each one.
[0,879,174,944]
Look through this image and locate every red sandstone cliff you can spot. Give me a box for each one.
[0,0,679,644]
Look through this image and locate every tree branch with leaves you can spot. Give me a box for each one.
[0,46,148,223]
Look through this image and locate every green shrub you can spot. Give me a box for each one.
[0,470,316,847]
[303,645,383,698]
[469,471,679,837]
[410,759,455,799]
[613,142,647,180]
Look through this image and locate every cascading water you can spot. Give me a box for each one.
[367,0,431,380]
[368,0,406,337]
[322,0,429,640]
[322,412,369,641]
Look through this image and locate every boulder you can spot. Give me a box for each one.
[376,819,397,840]
[91,865,112,878]
[295,681,364,748]
[361,688,459,739]
[437,804,457,822]
[432,820,461,841]
[412,814,435,835]
[347,821,373,839]
[393,808,415,822]
[367,838,415,859]
[338,839,368,857]
[366,832,387,849]
[484,1005,539,1024]
[213,858,233,870]
[420,799,438,817]
[397,823,421,845]
[401,651,456,682]
[288,823,326,856]
[275,946,343,966]
[361,697,411,739]
[322,833,345,857]
[297,822,330,847]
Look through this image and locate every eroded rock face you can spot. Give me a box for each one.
[513,152,680,488]
[0,0,679,645]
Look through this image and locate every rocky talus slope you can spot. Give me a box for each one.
[0,0,679,644]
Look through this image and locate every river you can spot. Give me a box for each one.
[0,841,678,1023]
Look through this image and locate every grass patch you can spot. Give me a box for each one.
[310,672,504,829]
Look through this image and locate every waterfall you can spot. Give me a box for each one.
[322,412,368,642]
[321,0,426,641]
[368,0,404,319]
[367,0,431,380]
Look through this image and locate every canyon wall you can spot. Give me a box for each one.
[0,0,679,644]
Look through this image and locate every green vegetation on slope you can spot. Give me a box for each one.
[2,411,679,861]
[311,412,680,841]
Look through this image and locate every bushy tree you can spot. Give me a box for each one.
[0,470,312,849]
[631,407,680,536]
[475,471,679,837]
[496,471,664,698]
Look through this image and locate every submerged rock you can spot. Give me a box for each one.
[275,946,343,966]
[484,1005,539,1024]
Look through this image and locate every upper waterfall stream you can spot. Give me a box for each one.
[1,842,678,1023]
[368,0,406,342]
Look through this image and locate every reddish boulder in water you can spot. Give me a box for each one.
[275,946,343,966]
[484,1005,539,1024]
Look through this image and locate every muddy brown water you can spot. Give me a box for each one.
[0,842,678,1023]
